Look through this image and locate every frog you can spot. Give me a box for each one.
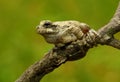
[37,20,98,47]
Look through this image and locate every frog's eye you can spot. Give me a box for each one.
[43,21,52,28]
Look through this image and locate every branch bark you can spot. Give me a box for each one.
[15,50,67,82]
[98,2,120,36]
[98,2,120,49]
[16,2,120,82]
[16,43,89,82]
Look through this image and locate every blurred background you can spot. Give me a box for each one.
[0,0,120,82]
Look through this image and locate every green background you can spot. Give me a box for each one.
[0,0,120,82]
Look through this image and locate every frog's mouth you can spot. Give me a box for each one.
[37,27,58,35]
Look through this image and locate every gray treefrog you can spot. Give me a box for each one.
[37,20,98,47]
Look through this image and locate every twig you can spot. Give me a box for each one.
[98,2,120,49]
[16,42,89,82]
[98,2,120,36]
[16,50,67,82]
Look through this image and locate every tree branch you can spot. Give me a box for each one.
[16,50,67,82]
[107,38,120,49]
[98,2,120,36]
[97,2,120,49]
[16,43,89,82]
[16,2,120,82]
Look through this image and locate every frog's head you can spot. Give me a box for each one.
[37,20,64,44]
[37,20,59,35]
[37,20,81,35]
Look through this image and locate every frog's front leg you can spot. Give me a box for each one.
[67,26,84,39]
[58,28,77,44]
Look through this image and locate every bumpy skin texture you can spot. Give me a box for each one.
[37,20,93,47]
